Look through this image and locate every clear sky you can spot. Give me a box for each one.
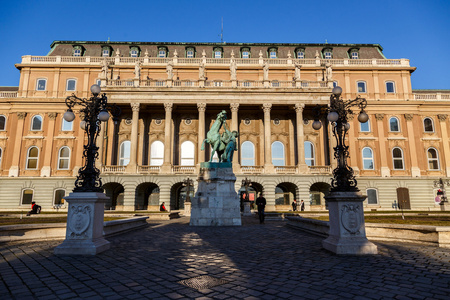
[0,0,448,89]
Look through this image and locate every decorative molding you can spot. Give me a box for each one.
[375,113,384,121]
[197,103,206,112]
[262,103,272,113]
[17,112,26,120]
[230,103,239,112]
[164,102,173,112]
[294,103,304,114]
[404,114,414,121]
[47,112,57,120]
[438,114,447,122]
[131,103,140,112]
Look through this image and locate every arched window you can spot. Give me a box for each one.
[427,148,440,170]
[150,141,164,166]
[389,117,400,132]
[180,141,195,165]
[185,47,196,58]
[58,146,71,170]
[241,141,255,166]
[366,188,378,205]
[26,146,39,169]
[386,81,395,93]
[241,47,251,59]
[271,141,285,166]
[21,189,34,205]
[304,141,315,166]
[54,189,66,205]
[119,141,131,166]
[62,118,73,131]
[360,119,370,132]
[268,47,278,59]
[357,81,367,93]
[322,48,333,59]
[392,147,404,170]
[213,47,223,58]
[295,48,305,59]
[129,46,140,57]
[423,117,434,132]
[362,147,374,170]
[0,115,6,131]
[66,79,77,91]
[158,46,168,58]
[31,115,43,131]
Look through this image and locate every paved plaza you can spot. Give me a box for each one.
[1,216,450,299]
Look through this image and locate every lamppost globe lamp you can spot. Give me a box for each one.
[327,111,339,122]
[358,111,369,123]
[63,109,76,122]
[312,119,322,130]
[332,86,342,97]
[98,110,110,122]
[90,84,101,95]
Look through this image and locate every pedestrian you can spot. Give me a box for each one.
[292,199,297,211]
[160,202,167,212]
[300,200,305,211]
[255,193,266,224]
[26,201,41,216]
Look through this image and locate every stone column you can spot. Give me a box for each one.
[197,103,206,164]
[127,103,140,173]
[438,114,450,176]
[263,103,274,172]
[230,103,241,171]
[404,114,420,177]
[375,114,390,177]
[161,103,173,173]
[295,104,307,173]
[9,112,26,177]
[41,112,57,177]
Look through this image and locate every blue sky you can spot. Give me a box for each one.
[0,0,448,89]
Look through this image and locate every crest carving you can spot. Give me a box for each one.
[340,204,361,235]
[68,205,91,238]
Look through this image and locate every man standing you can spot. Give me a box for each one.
[292,199,297,211]
[300,200,305,211]
[255,193,266,224]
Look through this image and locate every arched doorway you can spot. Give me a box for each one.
[309,182,331,210]
[103,183,124,210]
[275,182,297,210]
[170,182,195,210]
[135,183,160,210]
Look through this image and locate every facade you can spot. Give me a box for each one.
[0,40,449,212]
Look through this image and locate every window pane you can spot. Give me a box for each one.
[119,141,131,166]
[272,142,285,166]
[304,141,315,166]
[363,148,374,170]
[386,82,395,93]
[32,116,42,130]
[424,118,433,132]
[181,141,195,165]
[67,80,76,91]
[367,189,378,204]
[22,189,33,205]
[360,120,370,132]
[54,190,65,205]
[357,82,366,93]
[390,118,399,131]
[242,51,249,58]
[0,116,5,130]
[150,141,164,166]
[37,79,46,91]
[241,141,255,166]
[62,119,73,131]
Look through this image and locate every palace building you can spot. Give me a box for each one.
[0,41,449,212]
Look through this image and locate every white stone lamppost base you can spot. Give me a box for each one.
[322,191,378,255]
[54,192,110,255]
[190,162,242,226]
[242,202,252,216]
[184,202,192,216]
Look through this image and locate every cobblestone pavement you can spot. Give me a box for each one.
[1,217,450,300]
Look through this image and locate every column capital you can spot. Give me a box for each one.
[404,114,414,121]
[230,103,239,112]
[131,103,140,112]
[197,103,206,112]
[262,103,272,113]
[375,113,384,121]
[438,114,448,122]
[17,112,27,120]
[47,112,57,120]
[294,103,305,113]
[164,102,173,112]
[347,114,355,121]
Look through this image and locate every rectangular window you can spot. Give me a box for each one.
[54,190,65,205]
[130,50,138,57]
[242,51,249,59]
[386,82,395,93]
[243,81,251,87]
[324,52,332,59]
[357,82,366,93]
[367,189,378,205]
[62,119,73,131]
[66,80,76,91]
[22,189,33,205]
[214,51,222,58]
[158,50,166,58]
[102,49,109,57]
[270,51,277,59]
[36,79,47,91]
[74,49,81,57]
[351,52,358,59]
[297,52,304,59]
[360,120,370,132]
[187,50,194,58]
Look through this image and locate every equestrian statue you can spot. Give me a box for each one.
[201,110,238,163]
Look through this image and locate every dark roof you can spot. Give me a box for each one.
[0,86,19,91]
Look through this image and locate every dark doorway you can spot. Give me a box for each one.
[103,183,124,210]
[397,187,411,209]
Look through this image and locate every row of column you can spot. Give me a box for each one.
[100,102,309,172]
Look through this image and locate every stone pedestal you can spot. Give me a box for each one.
[242,202,252,216]
[190,162,241,226]
[54,192,110,255]
[322,191,377,255]
[184,202,192,216]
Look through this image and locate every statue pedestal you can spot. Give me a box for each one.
[242,202,252,216]
[322,191,377,255]
[190,162,241,226]
[54,192,110,255]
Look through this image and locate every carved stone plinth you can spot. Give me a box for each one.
[322,191,377,255]
[190,162,241,226]
[54,192,110,255]
[242,202,252,216]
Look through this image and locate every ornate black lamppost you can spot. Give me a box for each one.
[63,84,120,192]
[313,86,377,255]
[312,86,368,192]
[183,178,194,203]
[55,84,121,256]
[241,177,252,201]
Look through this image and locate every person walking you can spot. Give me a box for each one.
[255,193,266,224]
